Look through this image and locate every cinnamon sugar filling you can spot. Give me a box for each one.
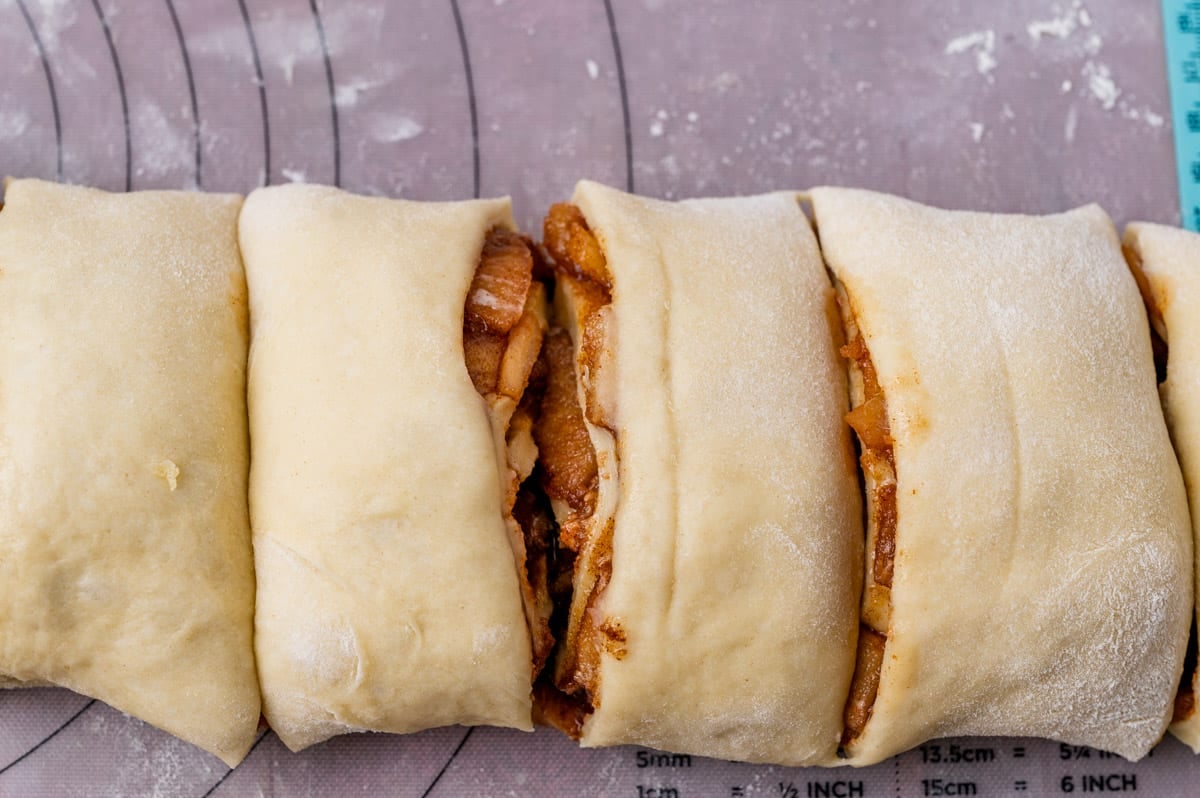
[463,227,555,674]
[531,203,621,736]
[1123,244,1169,384]
[839,306,897,748]
[1123,244,1194,722]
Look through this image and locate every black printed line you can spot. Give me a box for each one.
[16,0,63,181]
[236,0,271,186]
[309,0,340,187]
[450,0,479,199]
[90,0,131,192]
[420,727,473,798]
[0,699,97,777]
[164,0,202,189]
[602,0,633,192]
[198,729,270,798]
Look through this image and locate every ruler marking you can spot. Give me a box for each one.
[1163,0,1200,229]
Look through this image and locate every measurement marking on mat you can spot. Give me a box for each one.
[636,787,679,798]
[806,780,864,798]
[921,778,977,796]
[636,750,692,768]
[1059,744,1118,761]
[1162,0,1200,229]
[1060,774,1137,793]
[919,743,996,764]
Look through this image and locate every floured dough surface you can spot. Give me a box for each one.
[0,179,260,766]
[570,181,862,766]
[810,187,1192,764]
[240,184,533,752]
[1123,221,1200,752]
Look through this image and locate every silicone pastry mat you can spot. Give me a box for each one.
[0,1,1197,796]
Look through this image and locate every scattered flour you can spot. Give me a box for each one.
[969,122,985,143]
[1064,105,1078,142]
[368,113,423,142]
[585,59,599,79]
[1027,1,1087,40]
[0,109,30,140]
[131,103,192,183]
[1022,3,1163,130]
[1082,60,1120,110]
[27,0,77,53]
[281,168,307,183]
[334,77,382,107]
[472,624,509,663]
[944,30,997,79]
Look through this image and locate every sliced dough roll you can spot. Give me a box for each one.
[533,180,862,766]
[1122,221,1200,752]
[241,184,547,751]
[0,179,260,766]
[809,187,1193,765]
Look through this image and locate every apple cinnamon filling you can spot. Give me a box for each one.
[839,298,898,748]
[1123,244,1169,384]
[463,226,555,673]
[1176,620,1199,723]
[531,203,620,736]
[1123,244,1194,722]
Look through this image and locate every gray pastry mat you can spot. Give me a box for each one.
[0,0,1192,795]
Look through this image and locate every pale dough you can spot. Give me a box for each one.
[810,187,1193,764]
[567,181,863,766]
[0,179,260,766]
[1122,221,1200,752]
[240,184,533,752]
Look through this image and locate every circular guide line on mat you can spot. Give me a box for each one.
[90,0,131,192]
[309,0,341,188]
[450,0,480,199]
[235,0,271,186]
[198,730,272,797]
[15,0,64,183]
[0,699,97,779]
[163,0,202,189]
[602,0,634,192]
